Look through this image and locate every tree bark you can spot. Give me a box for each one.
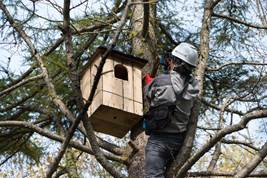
[128,1,157,177]
[167,0,214,177]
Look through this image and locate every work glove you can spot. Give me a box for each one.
[145,74,153,85]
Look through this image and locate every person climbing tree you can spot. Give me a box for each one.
[144,42,200,178]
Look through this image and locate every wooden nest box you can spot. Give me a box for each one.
[81,46,147,138]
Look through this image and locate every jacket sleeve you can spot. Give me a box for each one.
[170,72,185,97]
[144,79,155,102]
[183,78,200,100]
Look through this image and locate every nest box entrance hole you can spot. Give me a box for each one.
[114,64,128,81]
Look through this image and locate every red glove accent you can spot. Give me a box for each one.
[145,74,153,85]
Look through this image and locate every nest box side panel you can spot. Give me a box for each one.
[102,58,123,110]
[81,65,92,115]
[89,55,103,115]
[90,55,103,95]
[133,67,143,115]
[112,59,123,96]
[122,61,134,113]
[81,67,91,99]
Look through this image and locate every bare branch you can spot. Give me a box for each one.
[207,61,267,71]
[45,0,74,176]
[234,142,267,178]
[201,98,244,115]
[207,143,221,172]
[4,67,34,88]
[77,17,119,34]
[73,34,97,62]
[210,0,223,9]
[0,74,44,98]
[79,1,133,177]
[19,0,36,25]
[158,22,179,45]
[0,92,36,112]
[129,0,158,5]
[256,0,267,26]
[197,126,221,131]
[43,37,64,56]
[222,139,260,151]
[0,121,125,164]
[45,0,63,15]
[70,0,88,10]
[212,13,267,29]
[0,0,77,137]
[188,171,267,177]
[175,109,267,177]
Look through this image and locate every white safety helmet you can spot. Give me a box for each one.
[171,42,198,67]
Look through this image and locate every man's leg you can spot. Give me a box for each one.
[145,136,171,178]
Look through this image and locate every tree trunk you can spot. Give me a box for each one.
[166,0,213,177]
[127,1,157,177]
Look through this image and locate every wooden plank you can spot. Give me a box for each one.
[92,105,140,127]
[90,105,142,138]
[133,67,143,103]
[90,90,103,115]
[92,117,129,138]
[102,58,123,96]
[102,91,123,110]
[102,58,113,73]
[91,55,103,94]
[123,98,134,113]
[123,63,133,100]
[81,67,91,100]
[81,67,92,115]
[102,58,114,93]
[134,101,143,116]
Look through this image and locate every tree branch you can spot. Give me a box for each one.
[175,109,267,177]
[210,0,223,10]
[0,74,44,98]
[207,61,267,71]
[188,171,267,177]
[46,0,132,177]
[79,1,132,177]
[74,34,97,68]
[158,22,179,45]
[207,142,221,172]
[212,13,267,29]
[77,17,119,34]
[0,121,126,164]
[44,37,64,56]
[0,2,124,177]
[142,0,149,38]
[201,98,244,116]
[222,139,260,151]
[3,66,34,88]
[0,1,76,127]
[0,91,38,113]
[234,142,267,178]
[45,0,76,176]
[167,1,214,177]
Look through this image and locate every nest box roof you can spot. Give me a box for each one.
[89,46,148,68]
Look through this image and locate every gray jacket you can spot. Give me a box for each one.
[145,70,199,133]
